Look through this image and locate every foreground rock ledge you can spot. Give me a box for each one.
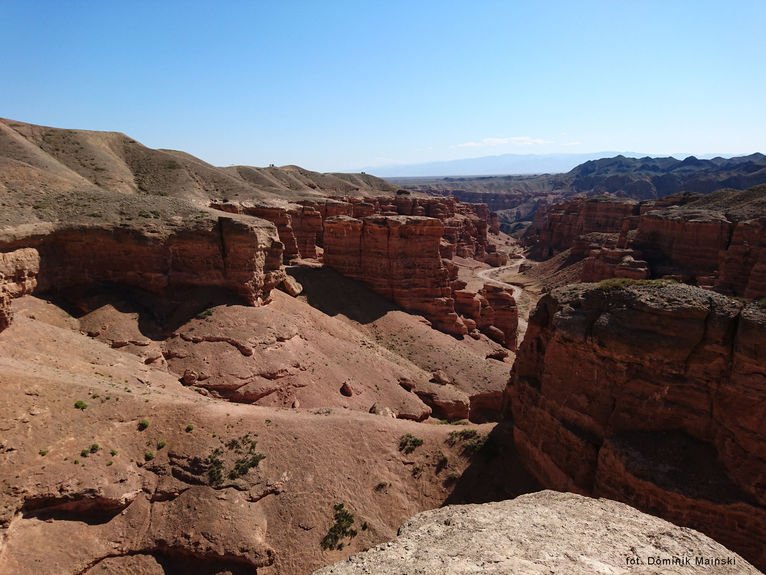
[314,491,760,575]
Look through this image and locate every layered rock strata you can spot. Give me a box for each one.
[324,215,466,336]
[526,198,640,259]
[524,191,766,298]
[0,248,40,331]
[507,281,766,569]
[453,284,518,350]
[1,214,285,315]
[214,194,505,267]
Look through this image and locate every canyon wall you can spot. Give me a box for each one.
[526,193,766,299]
[0,214,286,325]
[507,281,766,569]
[324,215,467,336]
[213,194,503,266]
[0,248,40,331]
[525,198,640,259]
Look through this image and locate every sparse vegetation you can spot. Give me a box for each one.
[89,443,100,453]
[447,429,486,454]
[205,447,225,486]
[80,449,90,458]
[321,503,358,550]
[156,440,167,450]
[196,308,214,319]
[38,449,48,456]
[373,481,388,492]
[144,451,155,461]
[398,433,423,454]
[185,424,194,433]
[137,419,149,431]
[74,400,88,410]
[110,449,117,456]
[197,433,266,487]
[596,278,677,290]
[226,433,265,480]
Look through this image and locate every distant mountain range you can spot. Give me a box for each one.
[366,152,733,178]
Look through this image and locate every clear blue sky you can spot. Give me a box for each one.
[2,1,765,171]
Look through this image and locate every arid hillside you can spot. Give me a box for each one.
[0,118,395,203]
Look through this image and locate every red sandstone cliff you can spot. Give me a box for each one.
[0,213,286,331]
[324,215,467,336]
[0,248,39,331]
[525,198,640,259]
[507,281,766,569]
[526,190,766,299]
[213,194,505,268]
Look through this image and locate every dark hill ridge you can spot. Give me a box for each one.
[570,153,766,199]
[400,153,766,232]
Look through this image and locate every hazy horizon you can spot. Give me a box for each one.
[3,1,765,172]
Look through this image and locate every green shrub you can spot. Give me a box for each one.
[320,503,358,550]
[137,419,149,431]
[157,440,167,450]
[89,443,100,453]
[196,308,213,319]
[185,424,194,433]
[74,400,88,410]
[447,429,486,454]
[398,434,423,454]
[38,449,48,456]
[144,451,155,461]
[110,449,117,456]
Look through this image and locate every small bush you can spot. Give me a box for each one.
[137,419,149,431]
[38,449,48,456]
[110,449,117,456]
[89,444,100,453]
[80,449,90,458]
[321,503,358,550]
[196,308,213,319]
[74,400,88,410]
[447,429,486,455]
[205,447,225,486]
[398,434,423,454]
[144,451,155,461]
[157,440,167,450]
[185,424,194,433]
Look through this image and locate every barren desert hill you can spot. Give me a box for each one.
[0,118,395,204]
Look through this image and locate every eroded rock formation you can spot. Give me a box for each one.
[453,283,518,350]
[0,213,285,322]
[324,215,466,336]
[526,198,640,259]
[507,281,766,569]
[0,248,39,331]
[314,491,758,575]
[524,189,766,298]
